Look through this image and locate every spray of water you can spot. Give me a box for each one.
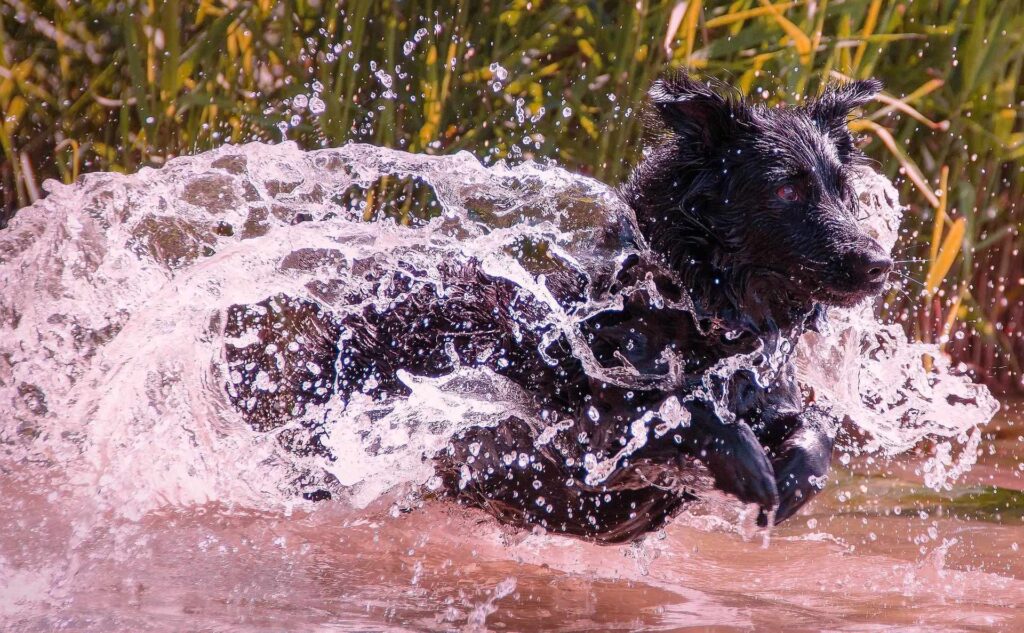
[0,141,997,522]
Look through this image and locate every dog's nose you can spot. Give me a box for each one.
[847,247,892,285]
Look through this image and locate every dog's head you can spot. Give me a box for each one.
[632,73,891,308]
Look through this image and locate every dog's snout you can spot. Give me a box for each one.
[845,245,892,286]
[864,254,893,283]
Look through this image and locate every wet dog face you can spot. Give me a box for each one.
[643,74,892,308]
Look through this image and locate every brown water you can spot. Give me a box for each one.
[3,402,1022,632]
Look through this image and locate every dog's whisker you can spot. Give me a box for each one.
[888,243,921,257]
[885,282,917,304]
[887,270,927,289]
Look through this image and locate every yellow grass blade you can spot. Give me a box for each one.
[19,152,39,203]
[873,94,949,130]
[664,1,704,63]
[579,115,599,139]
[868,78,944,120]
[664,2,686,56]
[757,0,812,63]
[849,119,940,208]
[930,165,950,264]
[683,0,703,63]
[705,2,796,29]
[577,38,603,69]
[2,95,26,137]
[810,0,829,55]
[53,138,81,183]
[738,56,769,94]
[852,0,883,72]
[926,217,965,296]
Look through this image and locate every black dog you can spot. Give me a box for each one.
[224,72,889,543]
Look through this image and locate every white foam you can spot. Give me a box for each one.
[0,142,997,518]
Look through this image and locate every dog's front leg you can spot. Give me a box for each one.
[668,401,780,513]
[756,405,839,525]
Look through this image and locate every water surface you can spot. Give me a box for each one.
[1,402,1019,632]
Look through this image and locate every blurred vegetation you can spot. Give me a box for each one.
[1,0,1022,391]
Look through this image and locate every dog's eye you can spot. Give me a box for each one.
[776,184,801,202]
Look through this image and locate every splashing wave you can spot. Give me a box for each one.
[0,141,997,519]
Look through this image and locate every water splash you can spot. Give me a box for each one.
[0,141,997,520]
[794,169,999,488]
[464,577,517,632]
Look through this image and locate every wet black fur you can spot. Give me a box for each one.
[225,72,890,543]
[627,72,889,321]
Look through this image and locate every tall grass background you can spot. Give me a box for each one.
[1,0,1022,392]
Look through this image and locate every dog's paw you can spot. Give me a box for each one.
[758,440,832,526]
[701,422,779,512]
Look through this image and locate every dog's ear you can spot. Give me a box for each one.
[808,79,881,159]
[648,72,746,149]
[810,78,882,125]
